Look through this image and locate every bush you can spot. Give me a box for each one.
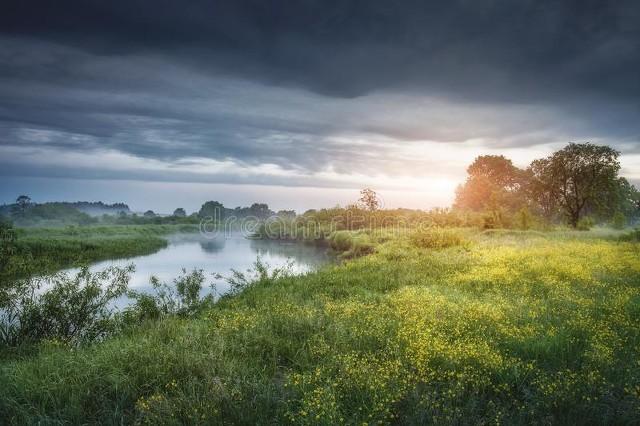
[576,216,595,231]
[0,265,133,347]
[127,269,213,320]
[329,230,353,252]
[410,227,467,249]
[225,257,293,296]
[619,228,640,242]
[516,207,533,230]
[611,212,627,230]
[328,231,375,258]
[482,214,497,229]
[348,234,376,257]
[0,219,18,278]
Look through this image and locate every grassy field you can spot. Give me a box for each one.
[1,228,639,424]
[3,224,198,281]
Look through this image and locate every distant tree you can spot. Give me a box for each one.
[529,143,621,228]
[248,203,274,219]
[454,156,525,212]
[358,188,380,211]
[15,195,31,212]
[277,210,296,219]
[199,201,225,219]
[173,208,186,218]
[143,210,156,218]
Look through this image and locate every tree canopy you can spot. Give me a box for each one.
[454,155,525,212]
[173,208,187,218]
[455,143,639,228]
[358,188,380,211]
[530,143,621,227]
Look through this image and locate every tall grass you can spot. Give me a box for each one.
[1,230,639,424]
[409,227,469,249]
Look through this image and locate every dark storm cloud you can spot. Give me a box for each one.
[0,38,348,171]
[2,0,639,100]
[0,0,639,187]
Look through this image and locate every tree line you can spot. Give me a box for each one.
[0,196,292,227]
[454,143,640,228]
[3,142,638,230]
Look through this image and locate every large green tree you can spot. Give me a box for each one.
[454,155,526,212]
[529,143,621,227]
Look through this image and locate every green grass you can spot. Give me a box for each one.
[1,229,640,424]
[409,227,469,249]
[4,224,198,281]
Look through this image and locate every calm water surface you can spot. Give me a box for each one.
[70,232,331,306]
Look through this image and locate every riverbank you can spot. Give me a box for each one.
[1,228,639,424]
[2,224,199,282]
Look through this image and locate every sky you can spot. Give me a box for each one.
[1,0,639,213]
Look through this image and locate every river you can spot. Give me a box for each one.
[66,232,331,307]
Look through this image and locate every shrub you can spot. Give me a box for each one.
[410,227,467,249]
[328,231,374,258]
[482,214,497,229]
[576,216,595,231]
[329,230,353,252]
[619,228,640,242]
[127,269,213,320]
[0,219,18,278]
[348,234,375,257]
[0,265,133,347]
[611,212,627,230]
[224,257,293,296]
[516,207,533,230]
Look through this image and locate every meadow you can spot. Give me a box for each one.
[1,227,639,424]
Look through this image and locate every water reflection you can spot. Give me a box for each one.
[73,232,331,307]
[199,239,225,254]
[249,239,329,269]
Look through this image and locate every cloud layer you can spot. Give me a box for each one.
[1,0,639,209]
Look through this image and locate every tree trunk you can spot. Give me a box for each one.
[569,211,580,228]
